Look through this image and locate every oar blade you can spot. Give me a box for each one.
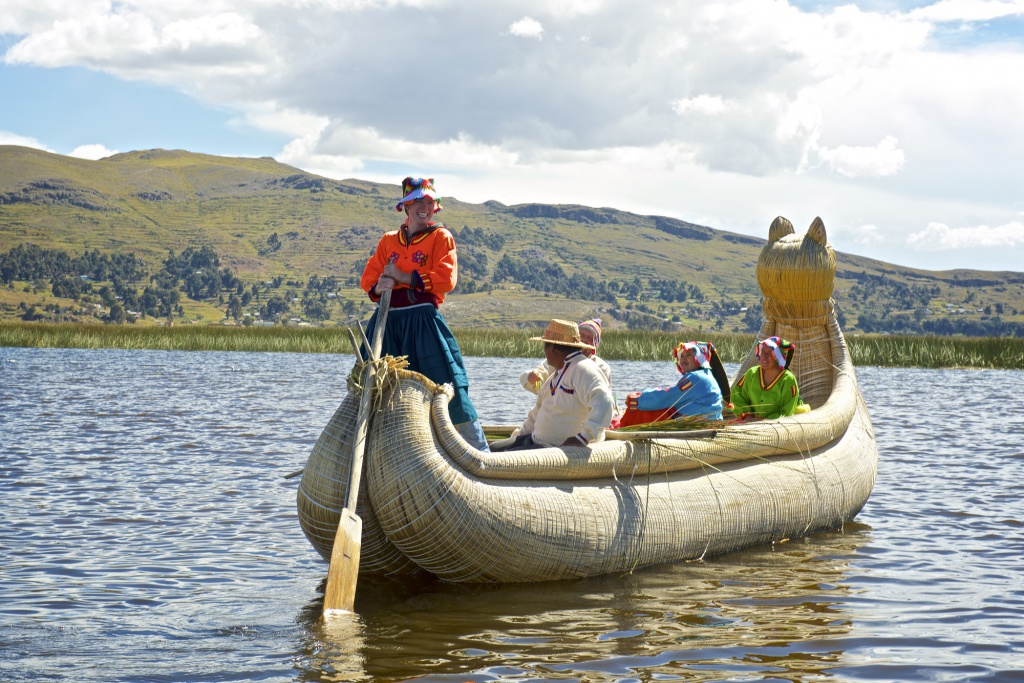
[322,508,362,614]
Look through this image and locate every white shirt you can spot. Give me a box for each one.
[520,360,556,395]
[521,355,613,394]
[513,351,615,446]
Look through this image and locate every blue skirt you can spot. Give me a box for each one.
[363,303,479,425]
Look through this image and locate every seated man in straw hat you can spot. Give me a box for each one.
[497,320,616,451]
[520,318,613,394]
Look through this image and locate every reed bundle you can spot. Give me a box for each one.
[613,414,727,432]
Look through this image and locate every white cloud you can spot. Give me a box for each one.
[69,144,120,160]
[280,123,519,176]
[910,0,1024,22]
[291,0,451,9]
[0,130,53,151]
[162,13,262,51]
[236,106,329,139]
[276,136,365,177]
[906,221,1024,249]
[0,131,117,159]
[853,224,885,246]
[671,94,731,116]
[545,0,604,18]
[4,1,1017,176]
[3,6,267,83]
[817,136,906,178]
[3,0,1024,270]
[509,16,544,39]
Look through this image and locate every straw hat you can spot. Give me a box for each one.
[530,319,595,350]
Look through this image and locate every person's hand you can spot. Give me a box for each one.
[382,263,409,284]
[527,371,542,384]
[375,276,396,292]
[560,436,586,447]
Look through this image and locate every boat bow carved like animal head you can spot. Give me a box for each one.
[756,216,836,328]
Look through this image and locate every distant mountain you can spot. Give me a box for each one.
[2,144,1023,334]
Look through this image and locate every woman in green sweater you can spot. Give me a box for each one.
[730,336,809,420]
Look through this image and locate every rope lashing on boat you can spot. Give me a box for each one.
[622,441,654,577]
[347,354,410,413]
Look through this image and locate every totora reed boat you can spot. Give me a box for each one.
[297,216,878,583]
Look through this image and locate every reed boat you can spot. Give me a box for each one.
[297,216,878,583]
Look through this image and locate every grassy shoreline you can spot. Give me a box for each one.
[2,321,1023,369]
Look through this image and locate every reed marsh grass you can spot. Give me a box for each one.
[452,328,759,364]
[594,330,757,363]
[0,322,356,355]
[2,322,1022,369]
[847,333,1024,370]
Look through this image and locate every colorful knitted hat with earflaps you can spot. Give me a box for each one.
[673,341,713,371]
[578,319,602,347]
[757,336,796,368]
[395,177,443,212]
[672,340,731,403]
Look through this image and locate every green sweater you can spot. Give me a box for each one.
[730,366,803,419]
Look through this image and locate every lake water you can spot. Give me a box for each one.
[1,347,1022,682]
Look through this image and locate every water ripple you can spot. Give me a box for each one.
[1,349,1023,682]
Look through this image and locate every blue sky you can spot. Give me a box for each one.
[2,0,1024,273]
[0,65,286,155]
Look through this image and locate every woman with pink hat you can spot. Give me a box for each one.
[520,318,613,394]
[616,340,730,427]
[730,336,808,420]
[497,319,615,451]
[359,177,488,450]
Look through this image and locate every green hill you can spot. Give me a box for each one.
[2,144,1023,335]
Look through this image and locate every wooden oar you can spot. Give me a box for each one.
[322,289,391,614]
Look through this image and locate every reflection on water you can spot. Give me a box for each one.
[301,525,872,682]
[2,348,1023,682]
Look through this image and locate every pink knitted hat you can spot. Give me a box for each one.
[578,319,602,347]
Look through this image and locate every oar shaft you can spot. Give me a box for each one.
[354,318,372,357]
[344,289,390,512]
[345,327,361,358]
